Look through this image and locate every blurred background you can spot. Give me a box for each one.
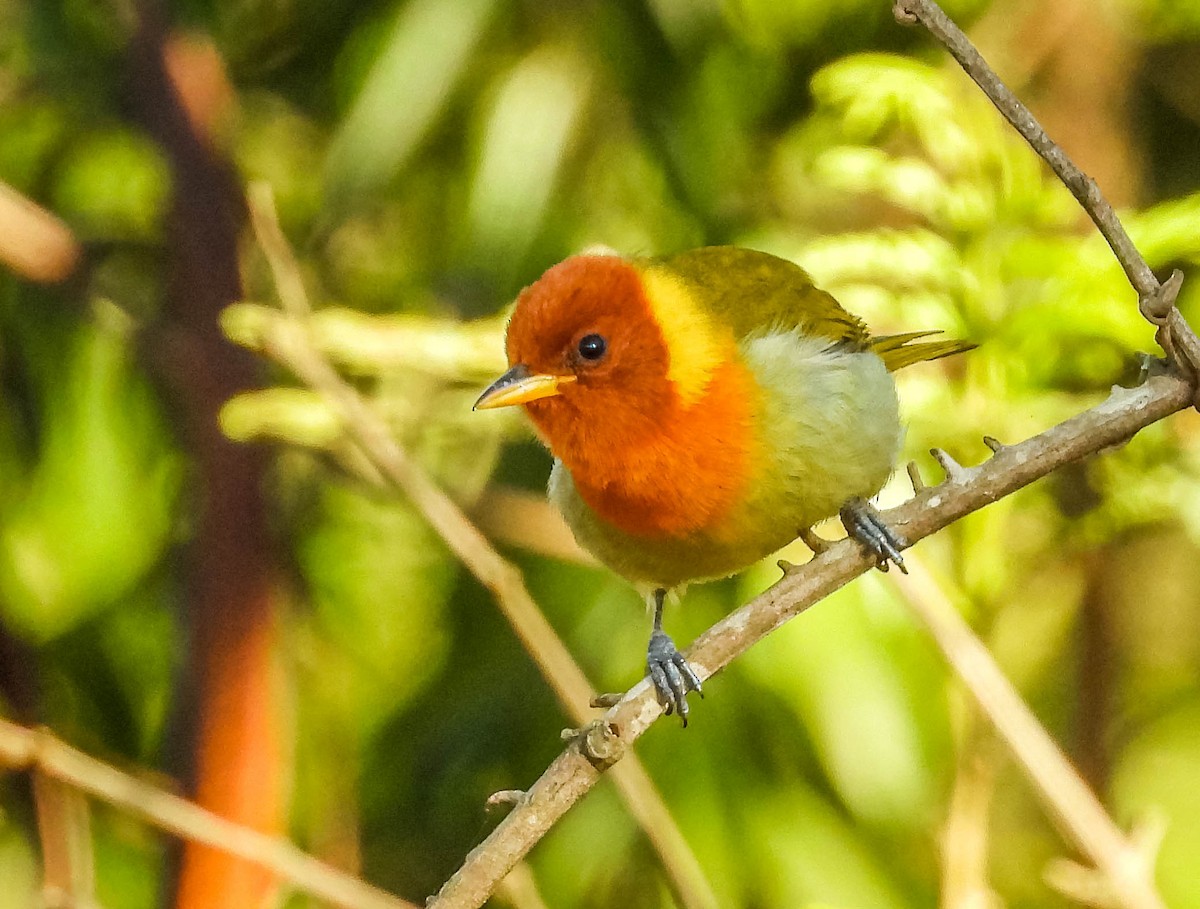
[3,0,1200,906]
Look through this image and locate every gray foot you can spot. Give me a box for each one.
[647,629,703,727]
[840,498,907,573]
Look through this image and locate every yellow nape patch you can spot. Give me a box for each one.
[638,267,727,406]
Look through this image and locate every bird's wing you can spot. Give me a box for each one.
[868,331,978,372]
[653,246,870,348]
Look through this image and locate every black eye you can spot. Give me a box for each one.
[577,334,607,361]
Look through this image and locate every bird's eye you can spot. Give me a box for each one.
[577,334,607,361]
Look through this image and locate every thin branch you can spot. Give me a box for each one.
[892,0,1200,375]
[0,180,81,284]
[889,557,1162,909]
[247,3,1200,903]
[0,720,419,909]
[33,771,99,909]
[940,736,1000,909]
[893,0,1152,295]
[247,184,310,322]
[495,863,552,909]
[890,3,1181,905]
[429,371,1193,909]
[1046,815,1168,909]
[245,184,719,909]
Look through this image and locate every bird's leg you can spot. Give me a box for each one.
[839,497,908,574]
[646,588,703,727]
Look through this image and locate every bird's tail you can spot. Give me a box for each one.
[869,331,977,372]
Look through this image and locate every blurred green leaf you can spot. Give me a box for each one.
[463,46,591,279]
[51,131,170,242]
[1111,698,1200,908]
[324,0,499,207]
[749,782,914,909]
[0,822,36,909]
[741,575,949,834]
[297,480,455,735]
[0,321,179,641]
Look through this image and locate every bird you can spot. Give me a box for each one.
[474,246,973,724]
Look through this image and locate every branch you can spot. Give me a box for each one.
[126,12,287,908]
[246,185,719,909]
[248,3,1200,904]
[0,180,81,284]
[429,371,1192,909]
[892,0,1200,376]
[889,557,1162,909]
[0,720,419,909]
[939,735,999,909]
[887,2,1191,904]
[33,770,99,909]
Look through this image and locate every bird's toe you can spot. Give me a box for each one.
[840,498,908,574]
[647,630,702,726]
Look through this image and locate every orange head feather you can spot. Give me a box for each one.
[482,254,759,538]
[505,255,674,453]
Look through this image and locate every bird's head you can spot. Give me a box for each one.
[474,254,726,459]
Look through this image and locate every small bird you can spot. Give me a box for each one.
[475,246,973,723]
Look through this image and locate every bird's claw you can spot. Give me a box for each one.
[840,498,907,574]
[647,629,703,726]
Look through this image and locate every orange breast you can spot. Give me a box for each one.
[568,355,760,538]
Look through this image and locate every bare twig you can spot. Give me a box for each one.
[940,738,1000,909]
[0,720,419,909]
[246,184,719,909]
[887,4,1187,904]
[1046,814,1168,909]
[247,184,310,321]
[893,0,1150,293]
[889,557,1162,909]
[33,771,99,909]
[472,487,596,566]
[0,180,81,284]
[247,3,1200,901]
[892,0,1200,379]
[429,371,1192,909]
[495,863,551,909]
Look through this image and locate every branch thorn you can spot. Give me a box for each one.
[982,435,1005,453]
[571,720,624,769]
[798,527,831,554]
[892,0,919,25]
[906,460,926,493]
[930,447,969,483]
[485,790,526,812]
[1139,268,1183,325]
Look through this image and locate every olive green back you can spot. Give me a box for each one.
[652,246,975,372]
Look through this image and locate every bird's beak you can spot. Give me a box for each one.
[473,364,576,410]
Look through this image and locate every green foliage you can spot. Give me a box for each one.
[5,1,1200,908]
[0,318,179,642]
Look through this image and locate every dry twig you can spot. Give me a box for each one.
[428,370,1192,909]
[33,771,99,909]
[252,1,1200,903]
[887,3,1178,905]
[0,720,418,909]
[892,0,1200,375]
[889,558,1161,909]
[940,738,1001,909]
[246,184,719,909]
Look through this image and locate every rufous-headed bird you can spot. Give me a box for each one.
[475,246,973,724]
